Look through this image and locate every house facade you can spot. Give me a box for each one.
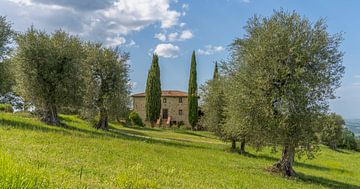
[131,90,188,125]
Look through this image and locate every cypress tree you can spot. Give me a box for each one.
[145,54,161,126]
[188,51,198,130]
[213,62,219,80]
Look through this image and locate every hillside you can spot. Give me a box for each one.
[0,112,359,189]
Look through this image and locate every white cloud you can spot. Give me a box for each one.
[154,33,167,41]
[181,3,189,16]
[242,0,250,3]
[179,22,186,27]
[182,4,189,11]
[354,75,360,79]
[2,0,182,44]
[154,43,180,58]
[198,45,225,55]
[105,36,126,47]
[168,32,179,41]
[154,30,193,42]
[179,30,193,40]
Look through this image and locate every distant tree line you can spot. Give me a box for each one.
[0,17,130,130]
[199,10,359,177]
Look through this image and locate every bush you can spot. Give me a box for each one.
[129,111,144,126]
[0,153,49,188]
[338,128,358,151]
[0,104,13,113]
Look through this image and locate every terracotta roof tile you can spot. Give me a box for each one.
[131,90,187,97]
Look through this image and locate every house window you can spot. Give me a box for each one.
[179,97,183,103]
[179,109,183,115]
[163,98,167,103]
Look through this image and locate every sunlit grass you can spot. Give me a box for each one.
[0,152,49,188]
[0,112,359,188]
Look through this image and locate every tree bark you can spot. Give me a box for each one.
[231,139,236,151]
[272,145,296,176]
[239,139,246,154]
[42,106,59,125]
[96,108,108,130]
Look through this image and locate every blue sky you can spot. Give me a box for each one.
[1,0,360,118]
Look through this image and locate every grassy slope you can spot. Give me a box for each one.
[0,112,359,189]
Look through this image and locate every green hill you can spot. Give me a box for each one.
[0,112,359,189]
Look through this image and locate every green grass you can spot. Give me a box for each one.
[0,112,359,188]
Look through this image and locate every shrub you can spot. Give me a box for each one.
[129,111,144,126]
[338,128,358,151]
[0,104,13,113]
[0,153,49,188]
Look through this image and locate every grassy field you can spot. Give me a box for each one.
[0,112,359,189]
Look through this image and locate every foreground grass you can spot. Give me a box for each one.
[0,112,359,188]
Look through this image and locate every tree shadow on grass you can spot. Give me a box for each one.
[251,154,348,173]
[127,126,164,132]
[0,116,211,151]
[332,148,351,154]
[296,172,360,189]
[0,118,73,135]
[173,129,214,139]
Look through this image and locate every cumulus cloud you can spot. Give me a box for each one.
[179,30,193,40]
[154,33,167,41]
[154,43,180,58]
[168,32,179,41]
[2,0,182,45]
[198,45,225,55]
[105,36,126,47]
[154,30,193,42]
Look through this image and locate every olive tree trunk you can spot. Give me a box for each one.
[96,108,108,130]
[272,145,296,176]
[239,139,246,154]
[42,106,59,125]
[231,139,236,151]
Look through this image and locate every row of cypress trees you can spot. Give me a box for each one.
[145,51,199,130]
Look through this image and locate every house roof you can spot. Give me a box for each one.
[131,90,188,97]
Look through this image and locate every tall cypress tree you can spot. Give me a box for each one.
[188,51,198,130]
[145,54,161,126]
[213,62,219,80]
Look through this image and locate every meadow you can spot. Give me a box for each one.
[0,112,359,189]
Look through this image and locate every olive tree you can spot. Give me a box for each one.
[14,28,85,125]
[200,63,224,134]
[0,16,14,95]
[83,43,130,130]
[320,113,345,150]
[227,10,344,176]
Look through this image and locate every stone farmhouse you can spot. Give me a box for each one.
[131,90,188,126]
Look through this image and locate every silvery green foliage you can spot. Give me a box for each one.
[224,10,344,173]
[14,28,85,124]
[83,43,130,129]
[0,16,14,95]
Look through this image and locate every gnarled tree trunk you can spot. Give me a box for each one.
[96,108,108,130]
[239,139,246,154]
[231,139,236,151]
[272,145,296,176]
[42,106,59,125]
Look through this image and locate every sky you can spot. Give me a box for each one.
[1,0,360,119]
